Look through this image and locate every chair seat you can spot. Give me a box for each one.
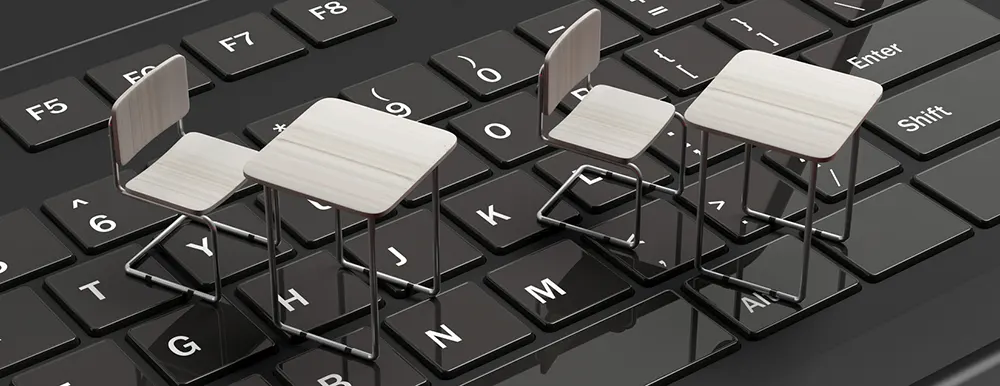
[126,132,257,215]
[547,85,675,164]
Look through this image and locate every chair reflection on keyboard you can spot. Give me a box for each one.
[110,54,270,304]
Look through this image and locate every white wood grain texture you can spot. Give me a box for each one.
[244,98,458,217]
[541,8,601,114]
[126,132,258,214]
[686,50,882,162]
[111,54,190,164]
[548,85,675,163]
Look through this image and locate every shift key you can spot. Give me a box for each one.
[800,0,1000,88]
[866,49,1000,160]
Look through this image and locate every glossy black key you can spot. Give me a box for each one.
[805,0,920,26]
[344,210,485,297]
[340,63,469,123]
[430,31,543,101]
[865,49,1000,160]
[11,340,151,386]
[0,77,108,152]
[449,92,560,168]
[237,251,381,336]
[0,287,78,377]
[677,162,810,243]
[464,290,739,386]
[486,240,632,331]
[0,209,73,292]
[706,0,830,55]
[686,236,861,339]
[600,0,722,34]
[624,26,738,95]
[534,150,672,213]
[442,171,580,254]
[276,328,428,386]
[85,45,213,100]
[516,0,641,55]
[244,99,317,146]
[182,12,307,81]
[403,145,492,206]
[43,171,175,254]
[384,282,534,379]
[253,192,390,247]
[127,298,275,386]
[763,138,901,203]
[586,200,727,285]
[161,204,295,288]
[230,375,272,386]
[273,0,395,47]
[44,244,185,336]
[558,57,668,112]
[800,0,1000,88]
[649,100,744,174]
[915,137,1000,227]
[815,184,972,281]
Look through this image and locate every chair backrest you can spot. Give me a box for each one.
[110,54,190,165]
[539,8,601,115]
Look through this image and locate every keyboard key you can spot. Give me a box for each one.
[430,31,543,100]
[486,240,632,331]
[865,49,1000,160]
[443,171,580,254]
[649,100,744,174]
[464,290,738,386]
[273,0,395,47]
[230,375,272,386]
[0,77,108,152]
[0,287,77,377]
[805,0,919,26]
[686,236,860,339]
[404,145,492,207]
[44,244,184,336]
[182,12,307,81]
[800,0,1000,88]
[237,250,382,336]
[586,200,727,285]
[0,209,73,292]
[624,26,738,95]
[85,45,213,100]
[706,0,830,55]
[43,171,175,254]
[677,162,810,243]
[815,184,973,281]
[558,57,668,112]
[127,298,275,386]
[253,191,386,247]
[600,0,722,34]
[534,150,672,213]
[161,204,294,288]
[276,328,427,386]
[516,0,641,55]
[763,138,901,203]
[914,137,1000,227]
[449,92,561,168]
[11,340,150,386]
[384,282,534,378]
[344,210,485,297]
[244,99,317,146]
[341,63,469,123]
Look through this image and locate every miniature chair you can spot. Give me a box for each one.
[536,9,688,249]
[686,50,882,303]
[244,98,456,361]
[112,55,270,304]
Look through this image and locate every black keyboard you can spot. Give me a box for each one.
[3,0,1000,385]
